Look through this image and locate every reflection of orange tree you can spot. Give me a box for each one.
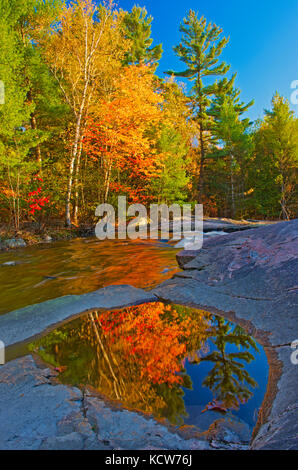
[30,306,261,424]
[30,303,212,424]
[95,303,194,385]
[88,303,212,424]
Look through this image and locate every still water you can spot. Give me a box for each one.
[28,303,268,434]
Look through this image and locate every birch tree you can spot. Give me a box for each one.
[42,0,126,226]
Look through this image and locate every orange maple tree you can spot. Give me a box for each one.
[83,64,164,203]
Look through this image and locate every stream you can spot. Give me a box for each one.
[0,237,179,315]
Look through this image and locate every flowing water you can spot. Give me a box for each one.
[0,237,179,315]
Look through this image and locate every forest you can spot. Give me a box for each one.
[0,0,297,233]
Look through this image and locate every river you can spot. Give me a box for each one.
[0,237,179,315]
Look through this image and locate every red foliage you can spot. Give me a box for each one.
[27,174,51,216]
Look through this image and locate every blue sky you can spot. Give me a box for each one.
[116,0,298,121]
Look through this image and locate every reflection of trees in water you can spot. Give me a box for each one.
[29,304,259,424]
[192,317,259,410]
[30,303,211,424]
[84,303,212,425]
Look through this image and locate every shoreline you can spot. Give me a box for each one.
[0,217,275,252]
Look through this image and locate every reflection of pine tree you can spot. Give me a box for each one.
[157,371,193,426]
[198,317,259,410]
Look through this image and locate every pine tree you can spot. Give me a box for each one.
[199,317,259,410]
[122,5,163,68]
[167,10,230,202]
[150,79,194,204]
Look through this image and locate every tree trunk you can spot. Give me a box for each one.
[65,87,88,226]
[197,123,205,203]
[104,160,112,203]
[90,312,121,399]
[230,154,235,218]
[73,137,84,226]
[27,89,42,170]
[30,113,42,169]
[281,181,289,220]
[65,153,77,227]
[197,75,205,204]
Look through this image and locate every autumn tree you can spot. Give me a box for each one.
[40,0,128,226]
[0,1,296,228]
[30,303,212,425]
[83,65,163,206]
[252,94,298,219]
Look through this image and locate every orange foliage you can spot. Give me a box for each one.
[83,65,164,202]
[95,302,195,386]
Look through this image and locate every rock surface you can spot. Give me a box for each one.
[1,261,19,266]
[201,218,267,233]
[152,219,298,450]
[3,238,26,249]
[0,355,252,450]
[168,217,270,234]
[0,355,224,450]
[0,285,157,347]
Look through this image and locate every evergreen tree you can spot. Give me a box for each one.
[0,0,42,229]
[260,94,298,219]
[0,0,66,229]
[167,10,230,202]
[246,94,298,220]
[199,317,259,410]
[150,79,194,205]
[153,126,190,205]
[207,78,254,217]
[122,5,163,68]
[0,0,296,228]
